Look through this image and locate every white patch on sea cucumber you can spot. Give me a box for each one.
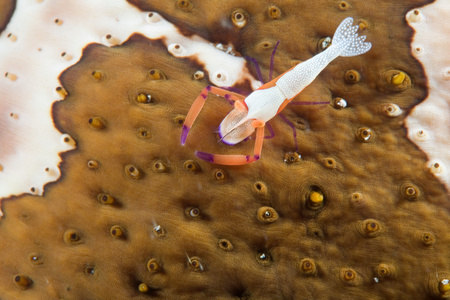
[0,0,258,211]
[405,0,450,191]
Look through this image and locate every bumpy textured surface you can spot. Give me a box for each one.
[1,0,449,299]
[0,0,257,201]
[405,0,450,190]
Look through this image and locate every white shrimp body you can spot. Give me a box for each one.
[218,17,371,145]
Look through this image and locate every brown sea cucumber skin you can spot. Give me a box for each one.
[0,0,449,299]
[0,0,15,35]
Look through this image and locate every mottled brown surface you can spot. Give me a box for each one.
[0,0,15,34]
[0,0,15,35]
[1,0,449,299]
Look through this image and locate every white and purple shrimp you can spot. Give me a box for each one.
[181,17,371,165]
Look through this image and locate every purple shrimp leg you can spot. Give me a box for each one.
[269,41,280,81]
[278,113,299,152]
[245,56,265,83]
[289,101,330,105]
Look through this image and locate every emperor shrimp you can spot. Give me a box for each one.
[181,17,371,165]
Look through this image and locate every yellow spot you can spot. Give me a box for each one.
[138,283,149,293]
[91,70,105,81]
[136,93,152,103]
[439,279,450,294]
[88,116,106,129]
[309,191,323,205]
[391,71,406,85]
